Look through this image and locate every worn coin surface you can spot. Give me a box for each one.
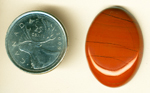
[6,11,67,73]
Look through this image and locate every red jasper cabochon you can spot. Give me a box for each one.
[85,6,143,87]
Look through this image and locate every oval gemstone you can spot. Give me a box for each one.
[85,7,143,87]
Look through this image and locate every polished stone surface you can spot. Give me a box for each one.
[6,11,67,73]
[85,7,143,87]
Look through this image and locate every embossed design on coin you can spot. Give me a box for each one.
[6,11,67,73]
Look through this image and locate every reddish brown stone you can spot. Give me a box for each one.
[85,7,143,87]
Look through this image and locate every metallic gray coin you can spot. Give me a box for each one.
[6,11,67,73]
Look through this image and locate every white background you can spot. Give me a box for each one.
[0,0,149,93]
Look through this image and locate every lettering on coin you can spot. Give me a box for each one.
[20,58,25,64]
[14,32,19,36]
[6,11,67,73]
[12,41,17,47]
[15,51,20,55]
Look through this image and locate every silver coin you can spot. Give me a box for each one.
[6,11,68,73]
